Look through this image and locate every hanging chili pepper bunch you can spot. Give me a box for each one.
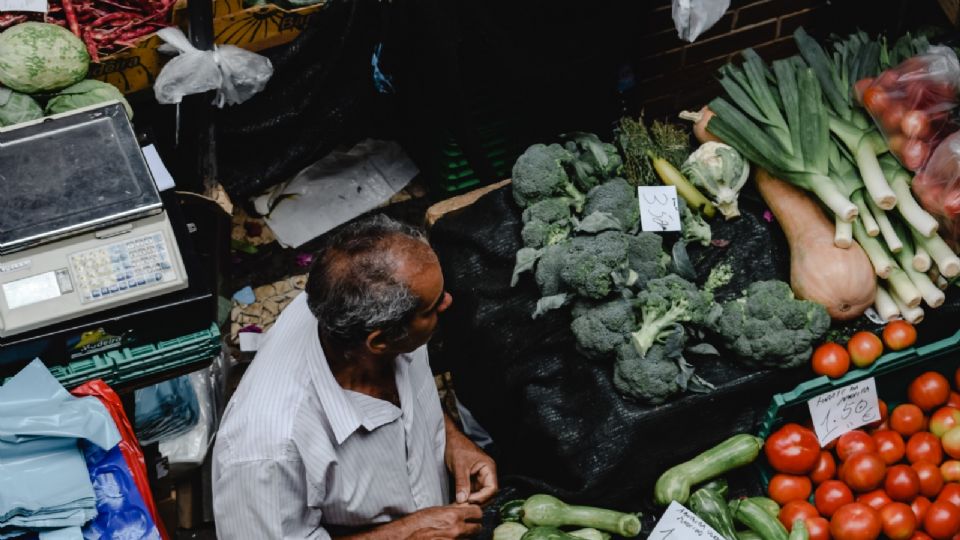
[44,0,178,61]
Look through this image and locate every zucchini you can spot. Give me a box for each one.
[737,531,763,540]
[654,434,764,506]
[689,488,738,540]
[699,478,729,499]
[521,495,641,537]
[501,499,527,523]
[520,526,610,540]
[494,522,530,540]
[788,519,809,540]
[729,498,788,540]
[747,498,780,519]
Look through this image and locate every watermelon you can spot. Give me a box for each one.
[0,22,90,94]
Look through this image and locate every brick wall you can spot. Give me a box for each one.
[626,0,948,120]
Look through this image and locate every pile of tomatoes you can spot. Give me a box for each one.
[812,321,918,379]
[856,57,959,171]
[765,368,960,540]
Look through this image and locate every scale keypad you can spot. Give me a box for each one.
[69,232,177,304]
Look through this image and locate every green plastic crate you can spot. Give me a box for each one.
[754,328,960,485]
[41,324,220,389]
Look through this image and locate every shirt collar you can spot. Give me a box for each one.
[303,312,416,446]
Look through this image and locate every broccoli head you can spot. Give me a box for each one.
[613,325,686,405]
[564,133,624,192]
[570,298,636,360]
[559,231,633,299]
[626,232,670,289]
[583,178,640,232]
[521,198,573,249]
[630,275,716,358]
[535,242,568,297]
[708,280,831,369]
[511,143,584,210]
[679,198,712,247]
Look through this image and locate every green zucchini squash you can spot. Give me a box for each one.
[654,434,764,505]
[520,526,610,540]
[699,478,729,499]
[729,498,788,540]
[788,519,809,540]
[689,487,738,540]
[494,522,530,540]
[501,499,527,523]
[521,495,641,537]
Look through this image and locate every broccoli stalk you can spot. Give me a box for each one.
[629,275,715,358]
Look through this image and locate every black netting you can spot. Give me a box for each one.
[214,0,381,204]
[428,184,960,535]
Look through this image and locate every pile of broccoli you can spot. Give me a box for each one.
[508,130,831,406]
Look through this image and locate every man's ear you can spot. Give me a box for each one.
[365,329,389,354]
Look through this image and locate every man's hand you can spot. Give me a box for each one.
[444,415,498,505]
[404,504,482,539]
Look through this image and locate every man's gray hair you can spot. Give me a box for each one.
[306,214,429,348]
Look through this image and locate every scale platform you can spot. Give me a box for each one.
[0,103,188,338]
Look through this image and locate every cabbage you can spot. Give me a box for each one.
[0,87,42,127]
[45,80,133,118]
[0,22,89,94]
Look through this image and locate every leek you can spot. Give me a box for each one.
[852,191,880,237]
[873,285,900,322]
[835,216,853,248]
[892,223,945,308]
[865,195,903,253]
[891,289,925,324]
[879,155,940,237]
[914,245,932,273]
[853,219,894,278]
[887,266,922,309]
[912,228,960,278]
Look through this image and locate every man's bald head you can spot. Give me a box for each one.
[306,215,434,350]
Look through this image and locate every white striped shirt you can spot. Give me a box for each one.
[212,293,449,539]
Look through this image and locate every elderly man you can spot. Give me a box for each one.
[212,215,497,539]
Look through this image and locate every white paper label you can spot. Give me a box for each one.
[141,144,176,192]
[808,377,881,446]
[651,501,725,540]
[0,0,46,12]
[238,332,262,352]
[638,185,682,232]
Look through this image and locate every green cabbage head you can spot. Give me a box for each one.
[0,87,43,127]
[45,79,133,119]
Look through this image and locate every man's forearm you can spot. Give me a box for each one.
[444,413,471,449]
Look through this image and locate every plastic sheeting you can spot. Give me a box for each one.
[0,359,120,539]
[134,375,199,446]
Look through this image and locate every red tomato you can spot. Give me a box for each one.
[874,430,907,465]
[907,432,944,465]
[931,408,960,438]
[855,78,875,104]
[883,104,908,133]
[864,87,891,116]
[839,431,879,462]
[894,405,929,437]
[937,484,960,508]
[943,429,960,460]
[843,452,888,493]
[781,500,821,530]
[808,516,832,540]
[859,489,894,510]
[883,321,918,351]
[923,501,960,539]
[813,343,851,378]
[944,462,960,483]
[911,533,934,540]
[770,473,814,505]
[910,373,952,413]
[949,393,960,410]
[831,503,882,540]
[881,502,919,540]
[767,423,821,474]
[902,139,930,171]
[887,464,923,502]
[817,480,856,517]
[915,462,946,498]
[848,332,884,368]
[915,497,934,523]
[812,451,838,485]
[902,110,932,139]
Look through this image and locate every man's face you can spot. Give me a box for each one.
[388,250,453,353]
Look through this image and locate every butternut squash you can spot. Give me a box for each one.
[755,168,876,320]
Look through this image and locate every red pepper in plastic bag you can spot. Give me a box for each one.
[72,379,170,540]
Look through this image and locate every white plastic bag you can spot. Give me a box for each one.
[154,27,274,107]
[672,0,730,42]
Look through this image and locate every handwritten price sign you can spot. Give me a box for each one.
[807,377,881,446]
[652,501,725,540]
[0,0,46,11]
[638,186,681,232]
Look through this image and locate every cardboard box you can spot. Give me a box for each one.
[211,0,327,52]
[87,33,167,95]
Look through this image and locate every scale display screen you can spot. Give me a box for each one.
[3,271,62,310]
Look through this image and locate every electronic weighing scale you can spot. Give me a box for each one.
[0,103,189,339]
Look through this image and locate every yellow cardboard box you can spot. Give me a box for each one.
[87,33,166,95]
[212,0,327,52]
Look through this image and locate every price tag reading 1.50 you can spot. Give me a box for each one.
[807,377,881,446]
